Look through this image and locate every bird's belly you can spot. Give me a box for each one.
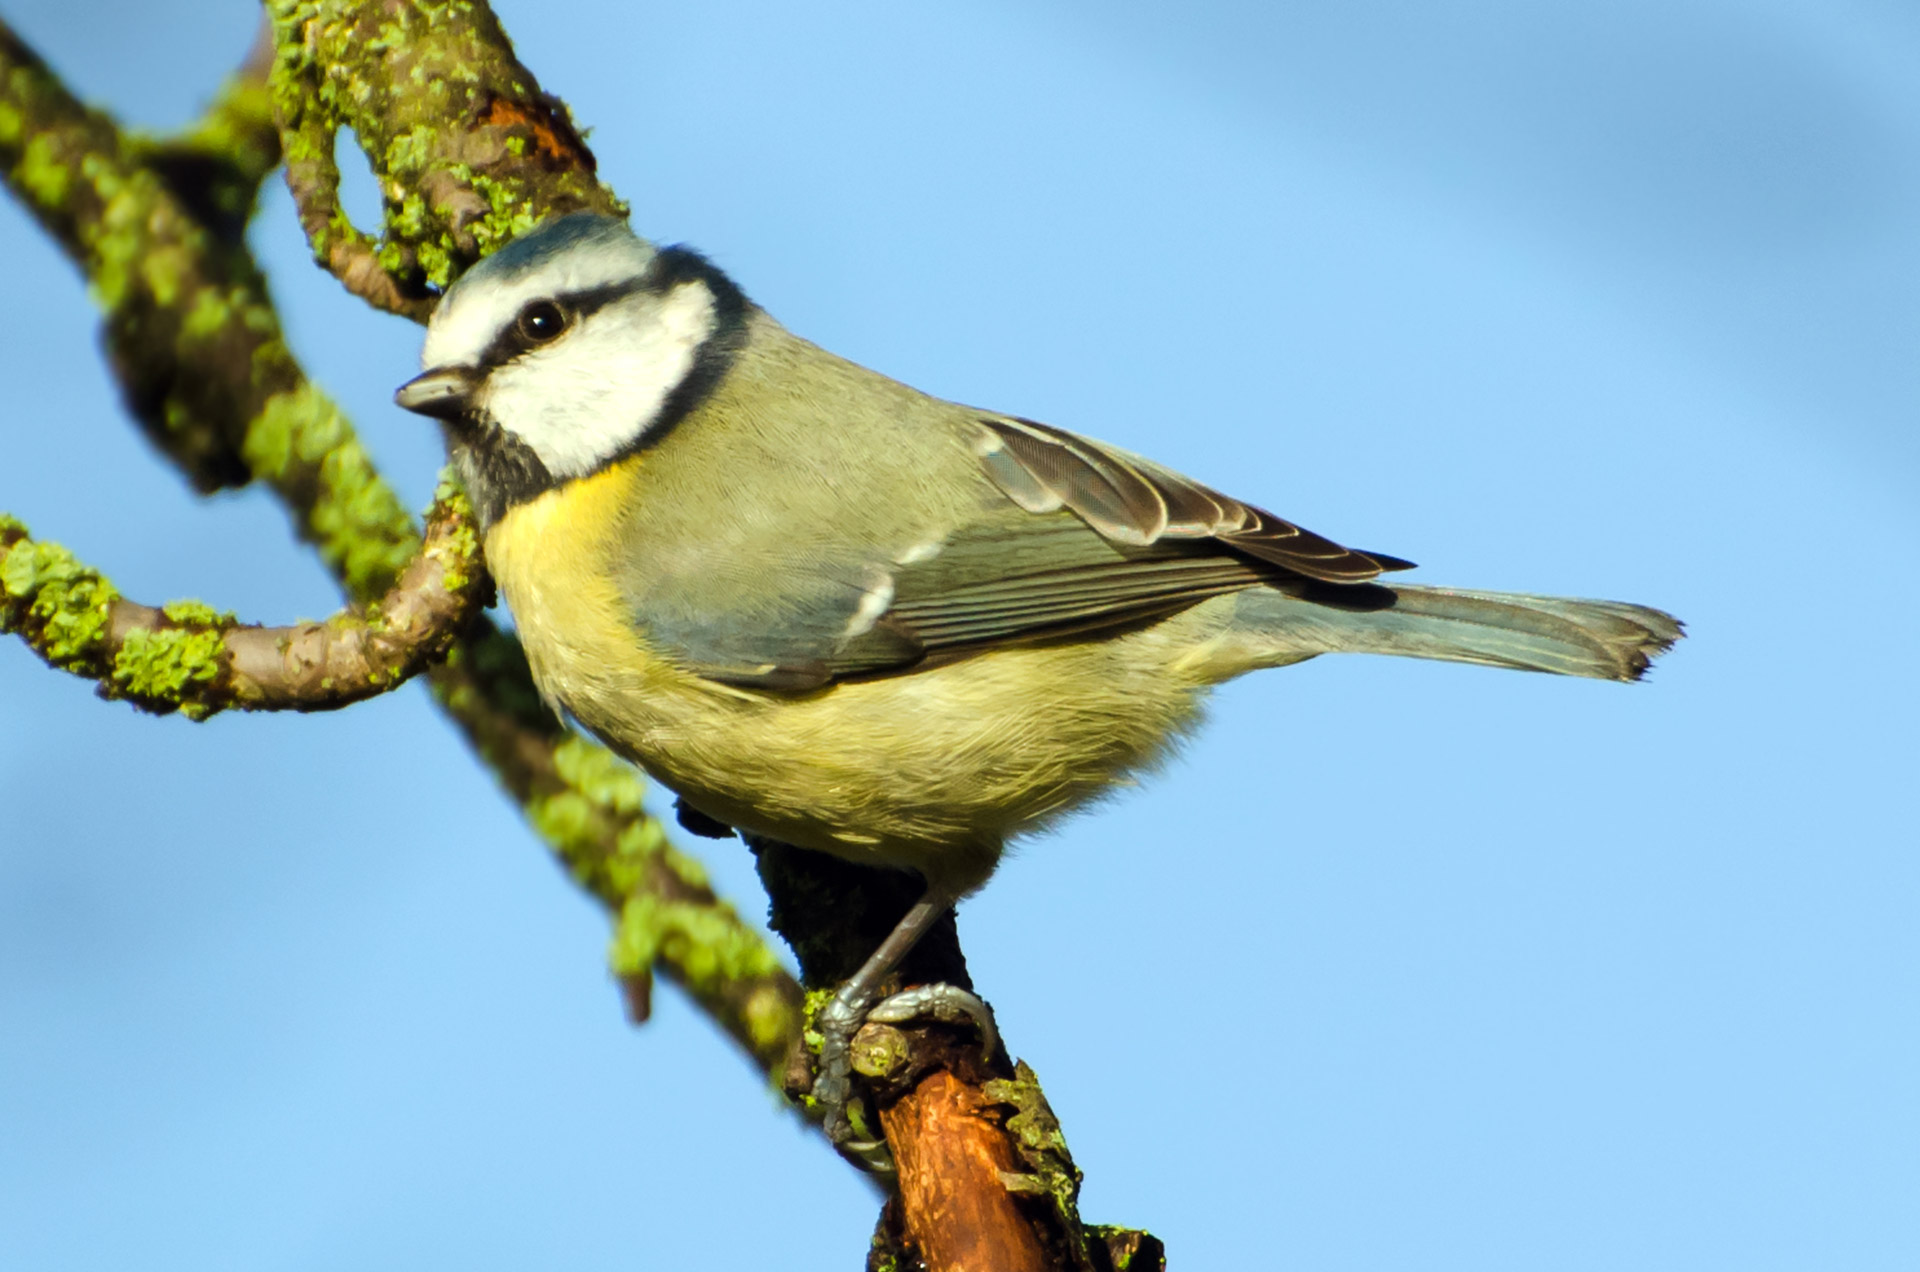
[560,630,1212,890]
[484,481,1223,889]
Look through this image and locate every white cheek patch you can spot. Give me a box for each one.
[481,283,719,480]
[422,234,656,371]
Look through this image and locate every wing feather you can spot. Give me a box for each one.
[977,417,1412,583]
[627,409,1414,691]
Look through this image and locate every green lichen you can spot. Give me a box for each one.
[162,599,236,627]
[429,481,482,592]
[389,188,429,238]
[528,788,599,868]
[535,739,666,897]
[661,844,711,891]
[16,130,68,208]
[603,817,665,895]
[140,240,189,308]
[0,534,119,671]
[462,169,544,257]
[413,234,454,288]
[112,624,225,719]
[611,892,785,988]
[609,892,673,975]
[553,735,647,814]
[984,1063,1084,1223]
[800,986,836,1057]
[238,299,277,338]
[739,984,797,1060]
[312,443,417,597]
[243,384,415,598]
[77,152,148,312]
[242,382,346,479]
[384,123,436,174]
[181,286,234,343]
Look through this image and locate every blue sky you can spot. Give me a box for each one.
[3,2,1916,1268]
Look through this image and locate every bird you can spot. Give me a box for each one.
[395,211,1682,1150]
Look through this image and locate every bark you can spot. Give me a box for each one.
[754,842,1158,1270]
[267,0,622,317]
[1,490,485,718]
[882,1071,1056,1272]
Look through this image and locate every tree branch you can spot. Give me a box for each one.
[256,4,1168,1263]
[2,15,798,1082]
[0,487,485,718]
[756,841,1160,1270]
[8,5,1167,1263]
[1,16,415,587]
[266,0,622,317]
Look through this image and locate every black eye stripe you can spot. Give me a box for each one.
[453,245,751,526]
[469,247,742,373]
[474,280,648,371]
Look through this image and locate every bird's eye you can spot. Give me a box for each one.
[516,300,570,344]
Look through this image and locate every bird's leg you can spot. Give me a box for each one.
[813,881,996,1154]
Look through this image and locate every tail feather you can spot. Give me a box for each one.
[1230,583,1683,683]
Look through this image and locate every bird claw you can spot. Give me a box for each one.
[813,979,1000,1167]
[867,983,999,1060]
[813,985,872,1150]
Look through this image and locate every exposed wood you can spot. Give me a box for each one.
[881,1068,1055,1272]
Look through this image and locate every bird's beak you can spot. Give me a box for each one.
[394,367,479,420]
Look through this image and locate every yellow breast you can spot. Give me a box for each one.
[483,457,697,709]
[480,454,1218,891]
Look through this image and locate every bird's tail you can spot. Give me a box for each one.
[1219,583,1683,683]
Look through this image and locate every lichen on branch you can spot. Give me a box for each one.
[10,8,1169,1264]
[2,14,800,1083]
[266,0,624,318]
[1,486,489,719]
[0,16,416,596]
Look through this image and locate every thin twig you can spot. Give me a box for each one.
[1,488,486,718]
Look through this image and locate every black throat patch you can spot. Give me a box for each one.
[449,246,750,530]
[449,418,553,530]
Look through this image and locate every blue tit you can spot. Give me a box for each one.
[396,212,1681,1145]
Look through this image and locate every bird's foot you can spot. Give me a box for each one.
[814,980,999,1168]
[868,983,1000,1058]
[812,982,877,1153]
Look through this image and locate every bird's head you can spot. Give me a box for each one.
[395,213,745,527]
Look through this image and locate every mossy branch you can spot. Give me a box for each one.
[267,0,623,317]
[0,487,487,718]
[9,6,1165,1264]
[1,16,799,1083]
[256,6,1166,1261]
[755,841,1158,1270]
[1,17,415,589]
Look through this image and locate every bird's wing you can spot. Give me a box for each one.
[625,416,1408,691]
[973,416,1413,583]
